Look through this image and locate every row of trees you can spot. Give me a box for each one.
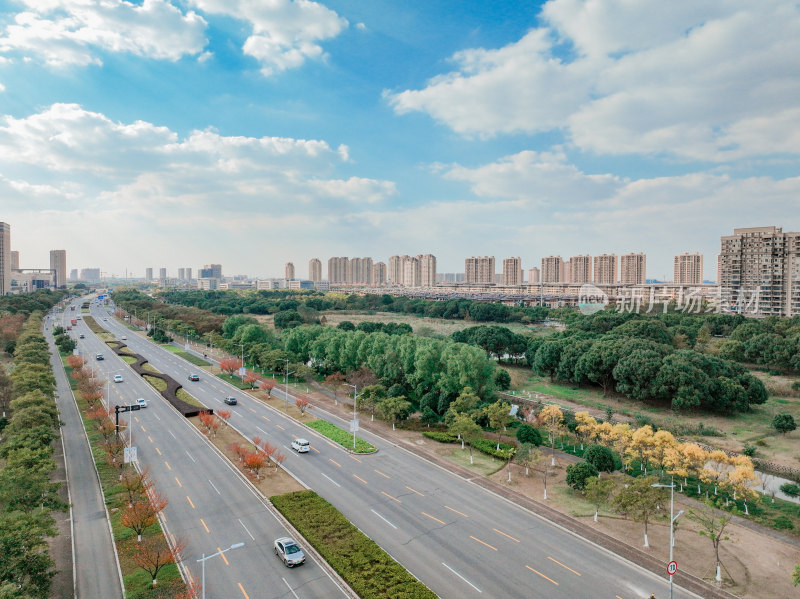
[718,317,800,372]
[0,312,65,597]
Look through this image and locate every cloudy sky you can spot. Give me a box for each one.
[1,0,799,281]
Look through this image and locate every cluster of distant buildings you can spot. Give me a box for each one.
[1,219,798,318]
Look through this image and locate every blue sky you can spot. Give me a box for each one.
[1,0,799,281]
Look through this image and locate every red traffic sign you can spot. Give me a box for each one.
[667,561,678,576]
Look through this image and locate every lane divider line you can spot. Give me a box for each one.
[493,528,520,543]
[442,563,482,594]
[370,509,398,530]
[470,536,497,551]
[219,547,229,565]
[155,448,162,456]
[422,512,445,525]
[381,491,401,503]
[526,565,558,586]
[444,505,469,518]
[164,461,171,471]
[174,476,181,487]
[405,485,424,496]
[186,496,195,509]
[547,556,581,576]
[200,518,209,533]
[374,469,390,479]
[329,458,341,468]
[352,474,368,485]
[238,583,250,599]
[238,519,255,541]
[348,455,361,463]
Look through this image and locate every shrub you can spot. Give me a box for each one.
[422,431,458,443]
[583,444,615,473]
[516,424,542,446]
[306,420,376,453]
[773,515,794,530]
[566,462,599,490]
[742,443,757,457]
[471,438,515,460]
[780,482,800,497]
[772,413,797,435]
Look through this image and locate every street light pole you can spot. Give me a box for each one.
[239,344,245,381]
[652,476,684,599]
[346,384,358,450]
[197,542,244,599]
[283,358,294,413]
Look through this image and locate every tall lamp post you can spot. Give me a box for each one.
[345,384,358,450]
[239,344,245,381]
[196,542,244,599]
[283,359,294,413]
[652,477,684,599]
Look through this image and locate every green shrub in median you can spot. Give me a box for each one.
[272,490,436,599]
[422,431,515,459]
[306,420,376,453]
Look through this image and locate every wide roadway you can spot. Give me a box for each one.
[68,301,349,599]
[91,301,699,599]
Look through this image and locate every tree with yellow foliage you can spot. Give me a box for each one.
[538,404,564,466]
[608,423,634,471]
[647,429,678,474]
[625,425,654,472]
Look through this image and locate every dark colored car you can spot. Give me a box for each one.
[224,396,237,406]
[187,373,200,381]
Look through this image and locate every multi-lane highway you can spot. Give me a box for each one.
[59,301,349,599]
[80,298,700,599]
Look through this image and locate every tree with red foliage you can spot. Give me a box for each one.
[173,580,202,599]
[103,436,126,471]
[325,372,346,400]
[244,451,267,480]
[66,355,86,370]
[259,378,275,398]
[243,370,259,389]
[197,411,218,437]
[128,534,187,587]
[219,358,241,375]
[295,397,310,416]
[216,409,231,428]
[231,443,248,463]
[120,490,168,542]
[120,466,153,506]
[272,451,286,471]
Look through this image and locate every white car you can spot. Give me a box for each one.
[135,398,148,409]
[121,335,127,340]
[291,438,310,453]
[113,374,123,383]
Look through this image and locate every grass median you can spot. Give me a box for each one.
[306,420,376,453]
[272,490,436,599]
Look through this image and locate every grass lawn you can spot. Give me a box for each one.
[306,420,376,453]
[159,343,210,366]
[425,439,507,476]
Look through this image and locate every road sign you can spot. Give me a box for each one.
[349,419,359,433]
[667,561,678,576]
[184,343,190,350]
[238,367,246,376]
[116,405,130,413]
[131,404,141,411]
[124,446,138,463]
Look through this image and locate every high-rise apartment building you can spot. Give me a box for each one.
[328,257,349,283]
[593,254,617,285]
[349,257,373,284]
[285,262,295,280]
[178,268,185,281]
[49,250,66,289]
[70,268,78,281]
[11,250,19,270]
[403,256,421,287]
[527,267,540,284]
[308,258,322,283]
[145,267,153,282]
[465,256,495,284]
[159,267,167,279]
[186,268,192,282]
[502,257,523,286]
[373,262,386,285]
[561,260,571,284]
[205,264,222,279]
[570,255,592,284]
[388,255,404,285]
[419,254,437,287]
[620,253,646,285]
[541,256,563,283]
[0,223,10,295]
[674,252,704,285]
[719,226,800,317]
[80,268,100,281]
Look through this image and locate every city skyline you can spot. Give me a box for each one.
[1,2,799,279]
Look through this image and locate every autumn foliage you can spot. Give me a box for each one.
[128,535,187,587]
[120,490,168,542]
[219,358,241,375]
[198,411,219,437]
[295,397,309,415]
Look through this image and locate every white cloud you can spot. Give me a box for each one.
[388,0,800,161]
[0,0,208,66]
[189,0,347,75]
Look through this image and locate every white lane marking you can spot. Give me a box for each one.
[256,426,268,435]
[168,430,176,439]
[208,479,221,495]
[185,450,196,463]
[153,413,161,421]
[443,563,482,593]
[320,472,341,487]
[282,578,300,599]
[283,445,291,452]
[238,519,255,541]
[371,509,398,530]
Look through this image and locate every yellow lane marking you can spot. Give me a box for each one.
[262,415,270,422]
[374,469,390,479]
[186,496,195,509]
[526,565,558,585]
[249,408,256,413]
[200,519,209,533]
[148,436,153,443]
[421,512,445,525]
[406,486,424,497]
[276,424,285,431]
[174,477,181,487]
[310,446,320,453]
[349,455,361,463]
[219,547,230,565]
[444,505,469,518]
[353,474,368,484]
[134,416,139,423]
[141,425,146,432]
[381,491,401,503]
[164,461,171,471]
[238,583,249,598]
[547,556,581,576]
[493,528,520,543]
[470,536,497,551]
[329,459,341,468]
[616,596,624,599]
[155,448,162,455]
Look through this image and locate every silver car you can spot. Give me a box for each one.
[273,537,305,567]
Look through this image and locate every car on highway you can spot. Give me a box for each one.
[79,334,85,339]
[291,438,310,453]
[96,353,104,360]
[224,396,237,406]
[273,538,305,568]
[114,374,123,383]
[135,398,148,409]
[103,318,107,321]
[187,373,200,381]
[121,335,127,340]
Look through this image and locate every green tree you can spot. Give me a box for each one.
[485,400,512,450]
[584,476,616,522]
[566,461,598,490]
[687,500,732,583]
[377,396,411,430]
[613,476,666,548]
[0,511,56,598]
[222,315,259,338]
[448,413,483,464]
[583,444,615,473]
[494,368,511,390]
[772,413,797,435]
[516,423,542,446]
[273,310,304,329]
[513,442,542,476]
[0,367,14,417]
[444,386,482,426]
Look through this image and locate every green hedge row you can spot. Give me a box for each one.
[422,431,516,460]
[306,420,376,453]
[272,490,436,599]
